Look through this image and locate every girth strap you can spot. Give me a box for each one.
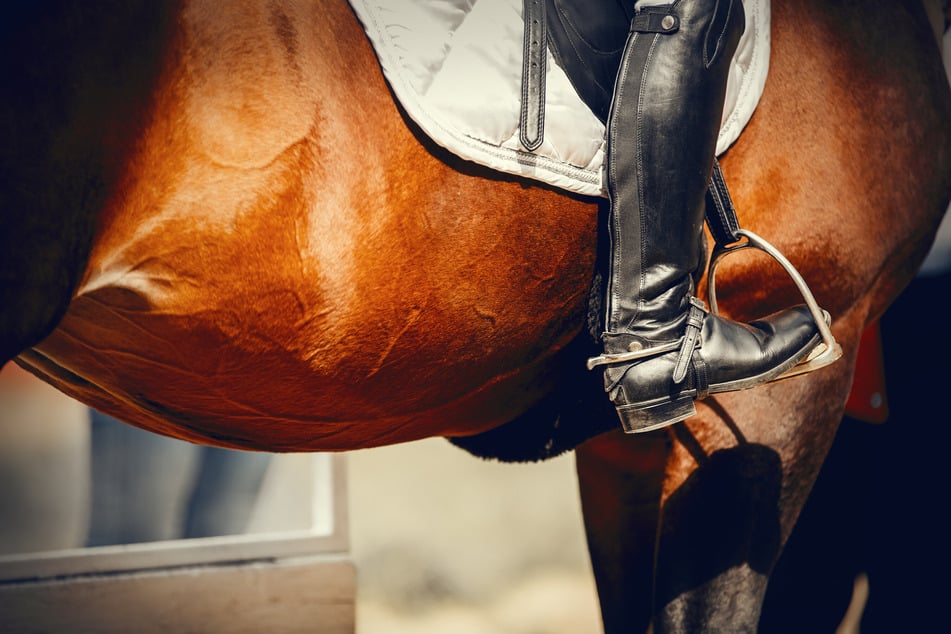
[520,0,547,151]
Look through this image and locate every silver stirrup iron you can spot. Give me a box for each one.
[707,228,843,380]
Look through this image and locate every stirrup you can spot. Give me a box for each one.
[707,228,842,381]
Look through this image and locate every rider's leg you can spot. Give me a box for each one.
[589,0,820,433]
[545,0,633,122]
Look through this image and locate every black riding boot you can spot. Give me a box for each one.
[591,0,821,433]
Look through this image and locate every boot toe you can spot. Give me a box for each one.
[697,304,822,392]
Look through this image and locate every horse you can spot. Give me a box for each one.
[2,0,950,631]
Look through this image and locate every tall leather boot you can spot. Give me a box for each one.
[591,0,822,433]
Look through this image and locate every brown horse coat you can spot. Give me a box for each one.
[2,2,950,629]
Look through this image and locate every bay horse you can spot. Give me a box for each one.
[2,0,950,631]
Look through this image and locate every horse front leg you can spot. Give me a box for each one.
[651,365,854,632]
[575,430,671,633]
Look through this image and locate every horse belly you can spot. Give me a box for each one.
[19,175,597,452]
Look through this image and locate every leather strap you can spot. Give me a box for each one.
[520,0,547,151]
[672,297,706,384]
[705,159,743,246]
[631,7,680,34]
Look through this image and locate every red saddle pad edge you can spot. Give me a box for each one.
[843,320,889,423]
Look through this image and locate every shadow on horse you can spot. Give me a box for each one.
[2,0,950,631]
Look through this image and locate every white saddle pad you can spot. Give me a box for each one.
[350,0,771,198]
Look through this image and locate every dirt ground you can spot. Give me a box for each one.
[346,438,604,634]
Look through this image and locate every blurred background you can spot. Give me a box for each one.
[0,362,602,633]
[347,438,601,634]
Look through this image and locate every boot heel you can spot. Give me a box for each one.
[615,396,696,434]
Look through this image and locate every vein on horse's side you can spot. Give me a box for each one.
[364,306,424,379]
[474,306,498,325]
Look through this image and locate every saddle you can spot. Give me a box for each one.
[349,0,772,198]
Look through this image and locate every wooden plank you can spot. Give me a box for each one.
[0,555,355,634]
